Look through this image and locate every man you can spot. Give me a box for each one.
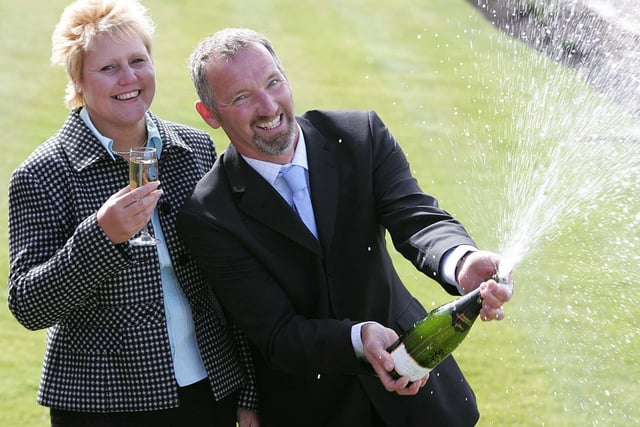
[177,28,513,427]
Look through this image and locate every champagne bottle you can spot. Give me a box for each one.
[386,282,489,381]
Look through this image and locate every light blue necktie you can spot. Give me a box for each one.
[281,165,318,239]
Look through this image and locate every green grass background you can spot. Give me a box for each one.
[1,0,639,426]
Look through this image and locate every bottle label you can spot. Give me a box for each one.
[452,310,475,332]
[390,343,429,381]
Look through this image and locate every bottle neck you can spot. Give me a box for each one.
[450,287,483,331]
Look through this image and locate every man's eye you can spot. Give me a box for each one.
[233,94,247,103]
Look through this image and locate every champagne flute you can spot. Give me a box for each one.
[128,147,160,246]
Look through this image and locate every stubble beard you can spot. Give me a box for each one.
[253,113,297,157]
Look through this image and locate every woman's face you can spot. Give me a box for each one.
[79,32,155,136]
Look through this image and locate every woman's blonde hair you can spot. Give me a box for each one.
[51,0,155,109]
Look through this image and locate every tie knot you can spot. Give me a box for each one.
[281,165,308,193]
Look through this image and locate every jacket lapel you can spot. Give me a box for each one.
[59,109,112,172]
[223,146,322,255]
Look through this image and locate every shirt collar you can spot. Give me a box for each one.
[79,107,163,160]
[242,124,308,185]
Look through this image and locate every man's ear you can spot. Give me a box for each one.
[195,101,221,129]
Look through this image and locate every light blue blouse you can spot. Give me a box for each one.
[80,107,207,386]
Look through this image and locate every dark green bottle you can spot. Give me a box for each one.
[386,286,483,381]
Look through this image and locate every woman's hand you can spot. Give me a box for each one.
[97,181,162,243]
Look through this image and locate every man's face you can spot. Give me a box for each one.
[202,43,298,163]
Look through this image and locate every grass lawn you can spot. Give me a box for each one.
[1,0,639,426]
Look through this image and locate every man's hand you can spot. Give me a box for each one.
[457,250,514,321]
[361,323,429,395]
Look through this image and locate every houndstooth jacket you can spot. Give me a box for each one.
[7,109,257,412]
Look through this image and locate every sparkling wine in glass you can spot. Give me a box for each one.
[128,147,160,246]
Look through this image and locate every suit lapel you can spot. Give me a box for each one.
[223,146,322,255]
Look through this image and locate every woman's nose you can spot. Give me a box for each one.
[119,65,137,84]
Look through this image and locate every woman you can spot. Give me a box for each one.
[7,1,258,426]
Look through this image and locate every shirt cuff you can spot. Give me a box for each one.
[442,245,477,294]
[351,321,379,359]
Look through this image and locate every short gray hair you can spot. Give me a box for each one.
[189,28,286,116]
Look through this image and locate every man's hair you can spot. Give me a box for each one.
[189,28,286,116]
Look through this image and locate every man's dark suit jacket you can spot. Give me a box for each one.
[178,110,480,426]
